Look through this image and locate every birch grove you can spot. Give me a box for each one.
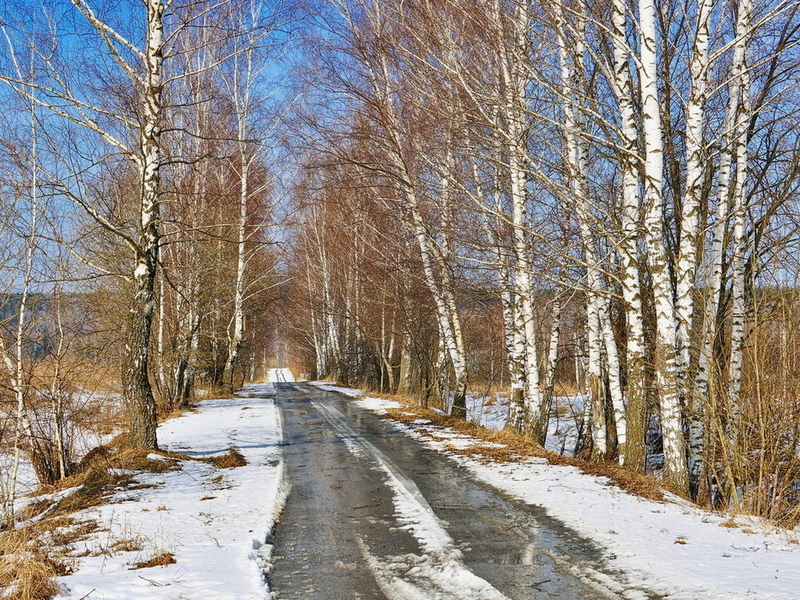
[294,0,800,514]
[2,0,800,527]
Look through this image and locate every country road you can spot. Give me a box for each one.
[265,383,659,600]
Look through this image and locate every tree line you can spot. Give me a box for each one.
[288,0,800,522]
[0,0,285,524]
[2,0,800,529]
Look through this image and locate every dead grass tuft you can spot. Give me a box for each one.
[130,551,175,570]
[203,448,247,469]
[50,467,128,518]
[109,538,144,553]
[0,525,71,600]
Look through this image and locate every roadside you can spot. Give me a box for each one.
[8,373,800,600]
[314,383,800,600]
[2,383,286,600]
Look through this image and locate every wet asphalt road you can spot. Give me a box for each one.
[266,383,656,600]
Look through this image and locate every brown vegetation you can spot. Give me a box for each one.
[203,449,247,469]
[0,432,250,598]
[130,551,175,570]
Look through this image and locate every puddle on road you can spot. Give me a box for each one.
[329,392,666,600]
[271,383,665,600]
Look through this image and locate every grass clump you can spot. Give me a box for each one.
[203,448,246,469]
[0,526,70,600]
[130,551,175,570]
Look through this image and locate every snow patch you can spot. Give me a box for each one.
[55,390,287,600]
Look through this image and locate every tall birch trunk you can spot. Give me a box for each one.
[676,0,712,367]
[679,0,712,497]
[479,162,525,429]
[611,0,648,472]
[726,0,753,420]
[494,0,541,430]
[121,0,165,450]
[223,150,249,389]
[694,0,753,497]
[639,0,688,492]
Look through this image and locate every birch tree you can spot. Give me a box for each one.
[0,0,173,448]
[220,0,283,390]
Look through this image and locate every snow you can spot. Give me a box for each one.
[40,379,800,599]
[266,368,295,383]
[309,381,367,398]
[353,393,800,600]
[54,383,288,600]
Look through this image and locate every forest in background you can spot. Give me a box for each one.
[2,0,800,530]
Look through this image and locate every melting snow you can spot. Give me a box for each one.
[54,384,287,600]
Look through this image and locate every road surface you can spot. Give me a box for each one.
[264,383,660,600]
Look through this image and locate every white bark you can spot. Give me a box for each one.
[639,0,687,491]
[559,1,617,456]
[496,0,541,430]
[677,0,712,497]
[676,0,713,370]
[726,0,754,413]
[363,25,469,415]
[587,301,607,458]
[693,0,754,494]
[611,0,647,471]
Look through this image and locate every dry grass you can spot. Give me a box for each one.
[0,524,73,600]
[48,449,179,519]
[109,538,144,553]
[0,389,245,598]
[202,448,247,469]
[130,551,175,570]
[0,444,184,598]
[383,406,667,502]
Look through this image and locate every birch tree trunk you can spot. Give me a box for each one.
[494,0,542,431]
[726,0,754,422]
[679,0,712,497]
[639,0,688,492]
[3,148,38,522]
[676,0,712,368]
[533,298,562,445]
[121,0,166,450]
[611,0,648,473]
[223,150,249,389]
[694,0,753,497]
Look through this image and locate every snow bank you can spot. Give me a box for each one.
[56,383,287,600]
[357,394,800,600]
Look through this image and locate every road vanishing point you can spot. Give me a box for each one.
[259,383,662,600]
